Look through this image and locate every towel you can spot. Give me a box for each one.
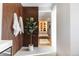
[19,16,24,34]
[13,13,21,37]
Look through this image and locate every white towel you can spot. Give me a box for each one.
[13,13,21,37]
[19,16,24,34]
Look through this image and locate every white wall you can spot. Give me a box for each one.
[51,5,56,52]
[57,3,71,55]
[70,3,79,56]
[0,3,3,40]
[57,3,79,56]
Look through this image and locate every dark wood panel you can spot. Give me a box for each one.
[2,3,23,55]
[22,7,38,47]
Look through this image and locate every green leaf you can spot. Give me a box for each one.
[25,17,38,34]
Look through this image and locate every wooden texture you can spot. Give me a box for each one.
[2,3,23,55]
[22,7,38,47]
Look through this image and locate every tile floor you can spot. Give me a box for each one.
[0,38,55,56]
[14,47,56,56]
[0,47,56,56]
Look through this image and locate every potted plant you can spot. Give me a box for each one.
[25,17,38,51]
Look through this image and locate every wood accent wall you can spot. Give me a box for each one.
[2,3,23,55]
[22,7,38,47]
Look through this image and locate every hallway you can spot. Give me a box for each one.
[38,38,51,48]
[0,3,56,56]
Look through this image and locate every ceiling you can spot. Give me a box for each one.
[21,3,53,11]
[39,12,51,20]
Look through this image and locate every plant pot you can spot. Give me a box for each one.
[29,44,33,51]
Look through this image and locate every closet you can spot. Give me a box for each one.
[39,20,48,33]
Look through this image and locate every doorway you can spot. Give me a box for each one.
[38,11,52,48]
[38,20,51,48]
